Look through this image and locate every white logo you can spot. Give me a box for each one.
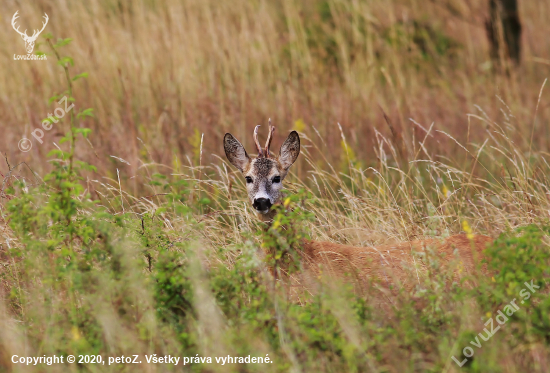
[18,96,75,152]
[18,138,32,152]
[12,11,48,60]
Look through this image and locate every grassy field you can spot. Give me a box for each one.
[1,0,550,371]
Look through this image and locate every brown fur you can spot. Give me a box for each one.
[287,234,492,292]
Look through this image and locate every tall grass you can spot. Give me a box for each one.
[1,0,550,372]
[2,0,550,180]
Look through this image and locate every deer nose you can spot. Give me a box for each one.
[253,198,272,212]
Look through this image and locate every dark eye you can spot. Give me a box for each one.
[272,176,281,183]
[245,176,253,184]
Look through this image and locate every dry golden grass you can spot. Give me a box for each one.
[1,1,550,372]
[2,0,549,181]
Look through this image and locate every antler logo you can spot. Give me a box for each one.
[12,11,49,54]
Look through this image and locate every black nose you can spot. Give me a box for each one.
[253,198,272,211]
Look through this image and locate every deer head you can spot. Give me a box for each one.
[12,11,49,54]
[224,121,300,215]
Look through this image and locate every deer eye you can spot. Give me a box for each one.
[272,176,281,183]
[245,176,253,184]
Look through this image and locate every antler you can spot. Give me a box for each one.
[253,125,264,157]
[264,119,275,157]
[30,13,49,40]
[11,11,28,38]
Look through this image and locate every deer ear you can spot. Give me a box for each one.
[279,131,300,170]
[224,133,251,172]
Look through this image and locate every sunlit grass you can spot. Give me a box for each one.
[1,0,550,371]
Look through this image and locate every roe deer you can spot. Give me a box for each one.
[223,123,492,292]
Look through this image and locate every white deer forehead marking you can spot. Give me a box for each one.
[253,186,271,201]
[247,158,280,202]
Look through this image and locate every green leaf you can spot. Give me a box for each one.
[54,38,73,48]
[155,207,167,215]
[76,108,94,120]
[74,128,92,138]
[48,94,62,105]
[46,149,65,158]
[72,72,89,81]
[57,57,74,66]
[75,160,97,172]
[199,198,211,205]
[41,117,55,125]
